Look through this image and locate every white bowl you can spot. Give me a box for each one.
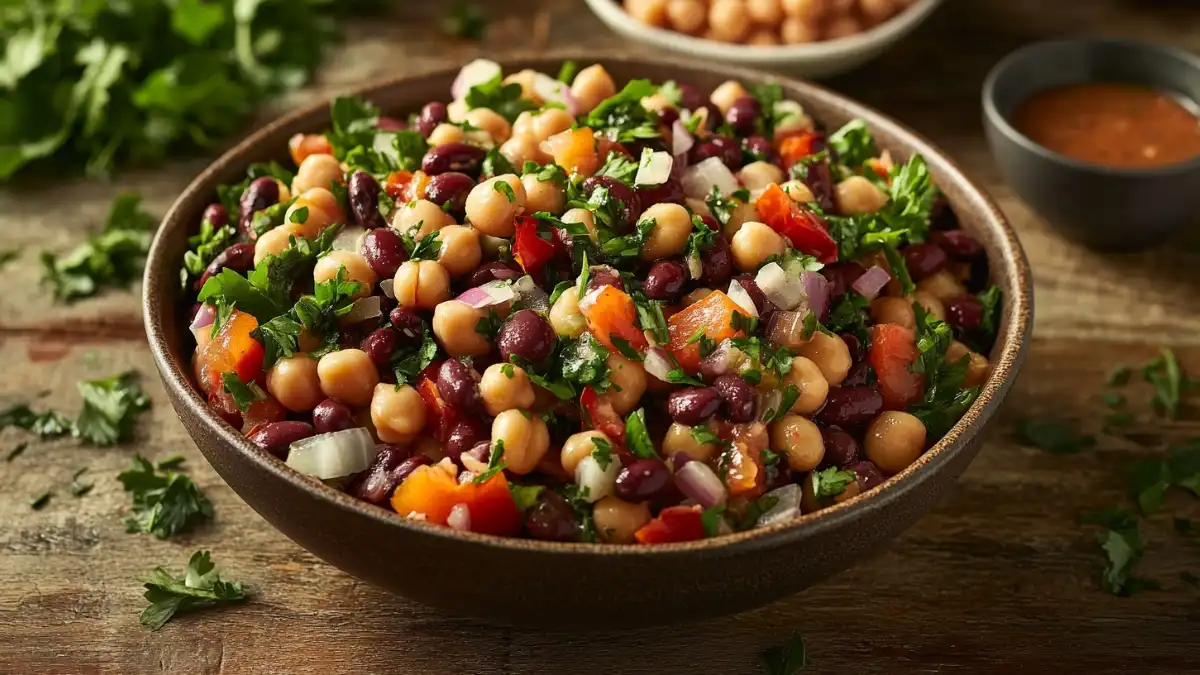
[584,0,945,78]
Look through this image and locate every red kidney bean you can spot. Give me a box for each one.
[525,490,579,541]
[389,455,432,490]
[658,106,680,128]
[850,460,886,489]
[586,267,625,293]
[946,294,983,331]
[637,175,685,209]
[361,228,408,279]
[691,136,741,170]
[698,102,723,132]
[446,418,487,462]
[643,260,687,301]
[424,171,475,216]
[312,399,356,435]
[929,230,984,261]
[437,358,482,412]
[667,387,722,425]
[422,142,487,177]
[416,102,449,137]
[819,427,863,469]
[823,262,866,301]
[376,116,406,131]
[497,310,556,365]
[902,243,949,282]
[197,243,255,289]
[800,160,835,213]
[348,171,387,229]
[614,458,673,502]
[388,307,425,344]
[202,203,229,227]
[732,274,775,318]
[677,83,705,110]
[841,361,874,387]
[352,445,414,504]
[713,374,756,423]
[361,327,399,367]
[468,261,523,288]
[238,176,280,238]
[742,135,778,165]
[817,386,884,428]
[338,326,365,350]
[700,233,733,287]
[581,176,642,233]
[247,421,314,459]
[724,96,761,136]
[930,197,958,231]
[838,332,865,362]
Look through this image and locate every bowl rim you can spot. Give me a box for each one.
[981,37,1200,178]
[145,52,1033,557]
[583,0,945,63]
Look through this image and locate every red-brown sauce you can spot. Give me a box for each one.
[1011,83,1200,168]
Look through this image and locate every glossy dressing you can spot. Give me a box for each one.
[1011,83,1200,169]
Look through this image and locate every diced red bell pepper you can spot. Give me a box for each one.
[778,131,821,168]
[512,216,559,279]
[390,464,523,536]
[666,290,746,373]
[865,158,891,183]
[194,310,264,395]
[581,385,626,445]
[635,505,707,544]
[579,285,648,354]
[869,323,924,410]
[755,184,838,264]
[417,369,458,443]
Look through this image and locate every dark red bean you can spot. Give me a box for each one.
[698,102,723,132]
[850,460,886,490]
[764,463,793,492]
[637,175,685,209]
[724,96,761,136]
[817,386,884,428]
[823,262,866,301]
[801,160,835,213]
[586,267,625,293]
[929,230,984,261]
[677,83,706,110]
[742,135,778,164]
[390,454,432,488]
[732,274,775,317]
[416,102,449,137]
[838,332,865,362]
[424,172,475,216]
[614,458,673,502]
[667,387,722,425]
[468,261,523,288]
[376,116,406,131]
[238,176,280,238]
[525,490,579,541]
[946,295,983,331]
[361,328,399,367]
[700,234,733,287]
[446,419,487,462]
[437,359,482,412]
[422,142,487,177]
[581,176,642,233]
[690,136,741,170]
[388,307,425,345]
[312,399,356,435]
[352,445,414,504]
[202,203,229,228]
[902,243,949,282]
[658,106,680,128]
[362,228,408,279]
[841,361,874,387]
[713,374,756,423]
[819,427,862,469]
[497,310,556,365]
[247,421,314,459]
[197,243,255,288]
[348,171,387,229]
[338,326,364,350]
[643,260,687,301]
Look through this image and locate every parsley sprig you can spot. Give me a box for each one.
[120,454,213,539]
[139,551,247,631]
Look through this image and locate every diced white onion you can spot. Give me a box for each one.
[634,150,674,187]
[332,225,367,252]
[447,503,472,531]
[682,157,739,200]
[286,428,378,480]
[457,281,516,309]
[532,72,578,114]
[575,455,619,503]
[644,347,674,382]
[686,250,702,280]
[380,278,395,299]
[340,295,382,324]
[755,484,803,527]
[726,280,759,318]
[672,120,694,159]
[450,59,502,100]
[675,461,727,509]
[755,262,807,311]
[513,275,549,313]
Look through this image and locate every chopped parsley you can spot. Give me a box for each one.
[483,147,515,177]
[30,492,51,510]
[402,226,444,261]
[1128,458,1171,516]
[762,385,800,423]
[701,505,726,537]
[1142,348,1184,420]
[119,454,213,539]
[581,79,660,142]
[473,440,506,484]
[180,218,236,289]
[908,303,977,438]
[705,186,750,227]
[829,119,878,170]
[632,292,669,344]
[0,404,74,440]
[812,467,856,498]
[221,373,266,412]
[1080,507,1160,596]
[624,408,657,459]
[761,631,809,675]
[474,309,504,338]
[559,484,596,542]
[6,442,28,462]
[41,192,155,302]
[69,467,94,497]
[1015,418,1096,454]
[464,73,535,123]
[561,335,613,391]
[493,180,517,203]
[443,1,487,39]
[595,150,640,185]
[508,484,544,511]
[590,436,614,470]
[391,326,440,387]
[138,551,247,631]
[75,371,151,446]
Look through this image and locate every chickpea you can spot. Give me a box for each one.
[731,221,786,271]
[594,496,652,544]
[682,287,713,306]
[711,80,751,114]
[781,18,818,44]
[447,99,469,123]
[859,0,895,24]
[571,64,617,115]
[947,340,990,387]
[286,187,345,240]
[626,0,668,25]
[913,290,946,322]
[432,300,492,357]
[499,134,548,168]
[291,154,345,197]
[265,355,323,413]
[865,411,926,474]
[392,260,451,311]
[559,430,608,475]
[531,108,576,143]
[428,123,465,147]
[465,175,526,237]
[317,349,379,407]
[463,107,512,145]
[601,353,648,416]
[436,225,482,278]
[521,173,566,214]
[638,203,692,261]
[707,0,751,42]
[561,208,599,243]
[746,30,780,46]
[370,383,427,444]
[685,198,711,217]
[492,410,549,475]
[782,0,826,21]
[480,363,536,416]
[746,0,782,23]
[549,285,587,338]
[503,70,541,103]
[870,296,916,329]
[662,422,719,462]
[665,0,706,33]
[916,270,967,305]
[392,199,454,242]
[795,331,852,385]
[721,201,758,239]
[738,161,785,194]
[511,111,535,138]
[783,356,829,415]
[835,176,889,215]
[314,251,377,299]
[825,16,863,39]
[771,414,825,472]
[781,180,815,203]
[253,222,306,264]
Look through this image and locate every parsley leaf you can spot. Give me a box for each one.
[1015,418,1095,455]
[590,436,614,470]
[561,335,613,390]
[508,484,544,511]
[632,292,669,344]
[976,285,1003,339]
[595,150,640,185]
[1080,507,1160,596]
[221,373,266,413]
[41,192,155,302]
[701,505,726,537]
[120,454,213,539]
[908,303,978,438]
[1128,458,1171,516]
[465,73,536,123]
[473,439,507,484]
[705,185,749,227]
[180,219,236,289]
[1142,348,1184,420]
[624,408,657,459]
[1108,364,1132,387]
[582,79,661,142]
[559,484,595,542]
[138,551,247,631]
[762,632,809,675]
[75,371,150,446]
[0,404,74,439]
[30,492,52,510]
[483,147,515,178]
[391,326,440,387]
[763,385,800,423]
[829,119,877,170]
[443,1,487,39]
[812,467,857,498]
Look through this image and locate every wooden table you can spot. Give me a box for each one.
[3,1,1199,673]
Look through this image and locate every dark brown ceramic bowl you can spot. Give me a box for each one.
[144,54,1033,628]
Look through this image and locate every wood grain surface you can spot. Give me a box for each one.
[3,1,1200,673]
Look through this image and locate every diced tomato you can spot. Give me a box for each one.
[635,505,706,544]
[724,424,769,498]
[241,394,287,432]
[865,158,891,183]
[288,133,334,166]
[542,127,600,177]
[666,290,746,373]
[390,465,522,536]
[755,184,838,264]
[778,131,820,167]
[869,323,924,410]
[512,216,558,279]
[383,170,430,202]
[579,285,648,354]
[417,370,458,443]
[581,385,626,445]
[194,310,263,395]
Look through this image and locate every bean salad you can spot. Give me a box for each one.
[181,60,1001,544]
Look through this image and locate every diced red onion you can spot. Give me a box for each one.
[450,58,501,100]
[380,279,395,299]
[682,157,739,200]
[698,339,738,377]
[447,503,472,531]
[574,455,618,503]
[672,120,694,159]
[341,295,382,324]
[851,265,891,301]
[457,281,516,309]
[675,461,727,509]
[190,303,215,331]
[755,262,806,311]
[644,347,674,382]
[332,225,367,252]
[726,280,759,318]
[766,310,813,348]
[286,428,378,480]
[532,72,579,115]
[634,150,673,187]
[755,484,803,527]
[801,271,829,322]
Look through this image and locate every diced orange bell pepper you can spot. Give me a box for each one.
[580,286,648,354]
[288,133,334,166]
[542,127,600,177]
[390,465,523,536]
[755,184,838,264]
[777,131,821,168]
[869,323,924,410]
[383,170,430,202]
[725,422,768,498]
[635,505,707,544]
[865,158,891,183]
[417,369,458,443]
[194,310,264,395]
[666,290,746,373]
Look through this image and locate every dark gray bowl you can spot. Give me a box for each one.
[982,39,1200,249]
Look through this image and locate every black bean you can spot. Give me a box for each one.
[362,228,408,279]
[819,427,862,469]
[238,176,280,238]
[202,203,229,228]
[724,96,761,136]
[497,310,556,365]
[348,171,387,229]
[581,176,642,233]
[361,328,399,367]
[436,359,482,412]
[667,387,722,425]
[198,243,255,288]
[416,102,449,137]
[388,307,425,345]
[446,419,487,463]
[700,233,733,288]
[247,421,314,459]
[713,374,755,423]
[424,172,475,216]
[643,260,687,302]
[312,399,356,435]
[421,142,486,177]
[468,261,523,287]
[352,445,414,504]
[732,274,774,317]
[525,490,579,541]
[614,458,673,502]
[838,332,865,363]
[841,361,874,387]
[817,386,884,428]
